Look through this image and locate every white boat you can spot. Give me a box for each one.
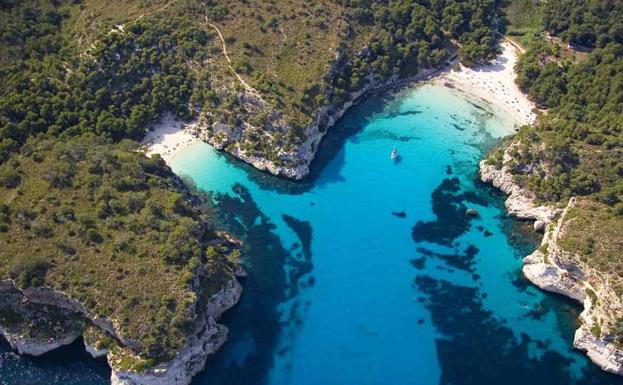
[390,147,398,160]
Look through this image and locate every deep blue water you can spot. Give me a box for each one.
[2,83,622,385]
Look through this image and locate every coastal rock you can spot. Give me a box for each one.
[533,220,546,232]
[520,197,623,375]
[194,63,442,180]
[522,253,586,302]
[521,199,586,303]
[465,208,479,217]
[0,281,85,356]
[575,324,623,375]
[0,274,242,385]
[480,155,623,377]
[0,323,81,356]
[84,339,109,359]
[110,277,242,385]
[83,326,111,359]
[479,157,559,223]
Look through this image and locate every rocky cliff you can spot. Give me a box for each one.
[109,277,242,385]
[191,59,444,180]
[0,276,241,385]
[480,152,623,376]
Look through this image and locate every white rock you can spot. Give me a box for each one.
[533,220,546,231]
[0,274,243,385]
[0,324,80,356]
[481,158,623,376]
[479,159,559,223]
[110,278,242,385]
[575,324,623,375]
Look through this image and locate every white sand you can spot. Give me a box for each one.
[142,42,534,164]
[437,41,537,126]
[140,113,200,163]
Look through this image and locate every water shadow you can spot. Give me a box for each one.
[0,338,109,385]
[414,275,622,385]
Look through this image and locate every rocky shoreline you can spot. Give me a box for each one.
[186,60,448,180]
[479,153,623,376]
[110,278,242,385]
[0,274,242,385]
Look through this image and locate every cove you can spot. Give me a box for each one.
[174,83,623,385]
[1,83,622,385]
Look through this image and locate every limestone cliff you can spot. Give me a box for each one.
[109,278,242,385]
[190,58,443,180]
[480,152,623,376]
[0,276,241,385]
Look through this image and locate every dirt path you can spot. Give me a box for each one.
[205,19,264,98]
[501,35,526,54]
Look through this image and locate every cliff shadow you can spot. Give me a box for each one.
[0,337,110,385]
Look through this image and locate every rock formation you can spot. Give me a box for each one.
[480,152,623,376]
[0,277,241,385]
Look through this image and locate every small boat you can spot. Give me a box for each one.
[390,147,398,160]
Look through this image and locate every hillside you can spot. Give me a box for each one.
[0,0,508,383]
[483,0,623,375]
[0,0,500,177]
[0,135,243,382]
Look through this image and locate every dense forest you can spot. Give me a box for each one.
[512,21,623,208]
[496,0,623,340]
[0,0,502,165]
[543,0,623,48]
[0,134,240,367]
[0,3,208,163]
[329,0,499,105]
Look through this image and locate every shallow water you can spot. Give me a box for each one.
[1,83,621,385]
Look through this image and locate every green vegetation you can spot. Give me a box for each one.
[511,42,623,204]
[1,0,503,169]
[543,0,623,49]
[329,0,500,108]
[501,0,544,47]
[0,0,507,371]
[494,0,623,341]
[560,200,623,295]
[0,1,212,163]
[0,135,237,364]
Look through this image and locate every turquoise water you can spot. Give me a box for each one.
[1,83,621,385]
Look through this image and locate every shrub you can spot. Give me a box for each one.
[10,257,53,288]
[0,168,21,188]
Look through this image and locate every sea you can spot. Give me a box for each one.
[2,83,621,385]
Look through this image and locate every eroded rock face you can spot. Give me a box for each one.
[0,323,81,356]
[479,157,559,223]
[0,276,242,385]
[0,281,85,356]
[480,155,623,376]
[521,198,586,303]
[575,324,623,375]
[110,278,242,385]
[193,65,441,180]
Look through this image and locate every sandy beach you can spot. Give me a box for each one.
[143,41,535,163]
[436,41,537,126]
[140,113,200,163]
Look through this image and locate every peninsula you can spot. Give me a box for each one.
[1,0,622,384]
